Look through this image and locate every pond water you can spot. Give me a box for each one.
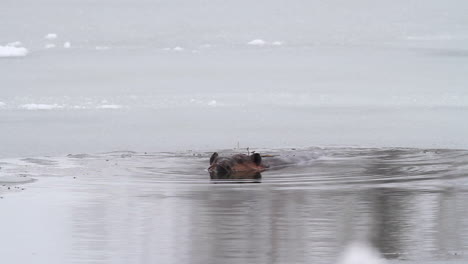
[1,148,468,264]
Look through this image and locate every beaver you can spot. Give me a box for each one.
[208,152,267,178]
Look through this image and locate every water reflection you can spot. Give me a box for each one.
[48,148,468,263]
[209,170,262,183]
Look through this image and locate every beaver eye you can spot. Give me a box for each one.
[251,153,262,165]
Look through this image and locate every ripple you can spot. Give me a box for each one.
[2,147,468,191]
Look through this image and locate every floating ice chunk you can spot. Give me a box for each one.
[7,41,22,47]
[20,104,63,110]
[0,102,5,107]
[272,41,283,46]
[0,45,29,57]
[45,43,56,49]
[96,46,110,50]
[208,100,217,107]
[63,42,71,48]
[98,104,123,109]
[247,39,267,46]
[45,33,58,40]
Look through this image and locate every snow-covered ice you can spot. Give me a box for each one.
[97,104,123,109]
[247,39,267,46]
[247,39,283,46]
[63,42,71,48]
[0,45,28,57]
[19,104,63,110]
[44,43,56,49]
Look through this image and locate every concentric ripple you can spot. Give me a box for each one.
[2,147,468,192]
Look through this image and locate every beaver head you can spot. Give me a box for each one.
[208,152,267,177]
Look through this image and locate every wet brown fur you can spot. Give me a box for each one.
[208,152,267,175]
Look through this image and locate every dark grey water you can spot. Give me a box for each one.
[1,147,468,264]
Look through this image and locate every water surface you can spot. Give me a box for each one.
[1,148,468,264]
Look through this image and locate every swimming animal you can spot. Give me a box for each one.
[208,152,267,178]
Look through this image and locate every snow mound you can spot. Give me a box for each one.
[0,45,29,57]
[247,39,267,46]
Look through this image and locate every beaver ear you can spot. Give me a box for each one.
[251,153,262,166]
[210,152,219,165]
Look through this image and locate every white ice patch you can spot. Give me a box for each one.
[20,104,63,110]
[272,41,283,46]
[247,39,284,46]
[97,104,123,109]
[207,100,217,107]
[0,45,29,57]
[63,42,71,48]
[45,33,58,40]
[96,46,110,50]
[247,39,267,46]
[163,46,185,52]
[45,43,56,49]
[337,243,386,264]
